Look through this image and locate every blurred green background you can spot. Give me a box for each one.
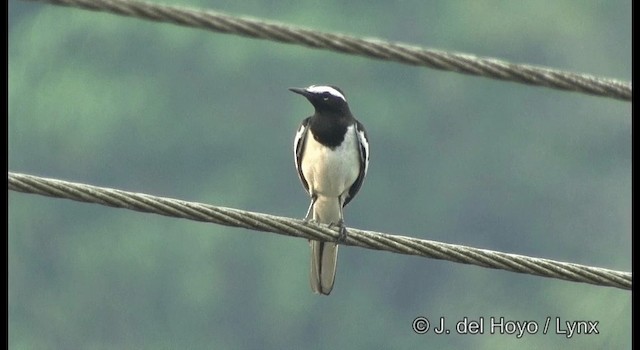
[9,0,631,349]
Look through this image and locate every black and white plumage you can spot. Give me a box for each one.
[290,85,370,295]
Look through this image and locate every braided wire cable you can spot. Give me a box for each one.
[24,0,631,101]
[8,172,631,290]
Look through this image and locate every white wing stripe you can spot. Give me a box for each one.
[356,126,369,176]
[293,124,307,170]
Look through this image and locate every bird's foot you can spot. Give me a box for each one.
[329,219,348,243]
[304,217,317,224]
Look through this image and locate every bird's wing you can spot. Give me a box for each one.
[294,117,311,194]
[344,120,370,207]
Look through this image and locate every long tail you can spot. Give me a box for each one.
[309,196,341,295]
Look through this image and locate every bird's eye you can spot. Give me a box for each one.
[322,92,330,100]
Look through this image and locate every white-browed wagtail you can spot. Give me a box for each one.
[290,85,370,295]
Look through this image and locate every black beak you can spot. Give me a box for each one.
[289,87,311,98]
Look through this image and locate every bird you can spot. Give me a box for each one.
[290,85,370,295]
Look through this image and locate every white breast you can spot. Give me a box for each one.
[301,125,360,198]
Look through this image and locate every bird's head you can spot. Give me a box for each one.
[289,85,350,114]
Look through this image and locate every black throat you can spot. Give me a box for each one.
[308,112,352,149]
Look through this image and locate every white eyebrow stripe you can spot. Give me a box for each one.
[306,85,346,101]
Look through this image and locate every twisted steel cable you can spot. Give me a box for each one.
[24,0,631,101]
[8,172,632,290]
